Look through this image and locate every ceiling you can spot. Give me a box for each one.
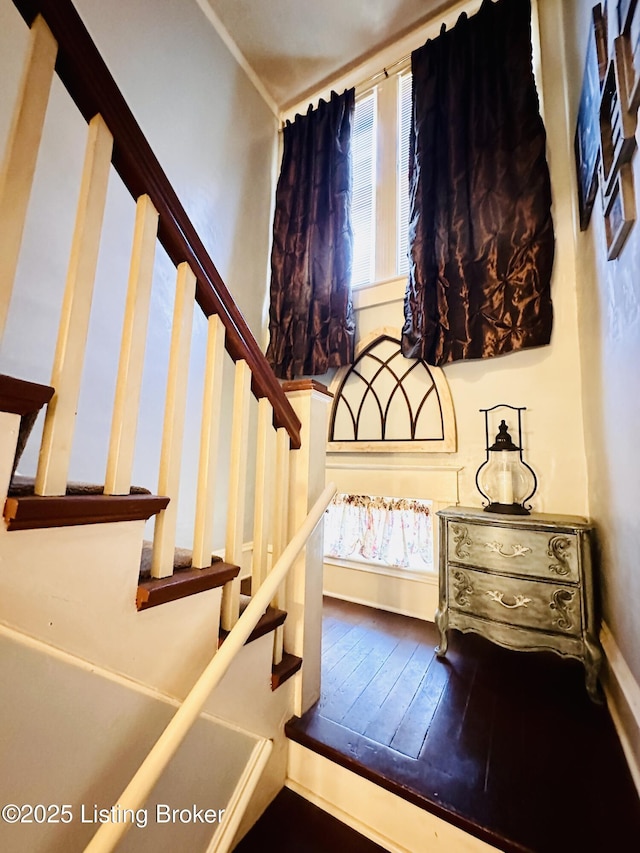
[203,0,447,110]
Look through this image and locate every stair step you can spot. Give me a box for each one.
[0,374,55,478]
[233,787,388,853]
[137,560,240,611]
[271,652,302,690]
[233,582,302,688]
[0,374,54,416]
[218,598,287,648]
[4,492,169,531]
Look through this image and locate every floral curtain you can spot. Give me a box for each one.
[324,494,433,570]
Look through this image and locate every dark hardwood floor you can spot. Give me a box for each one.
[286,597,640,853]
[233,787,389,853]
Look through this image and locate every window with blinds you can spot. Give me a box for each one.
[351,92,376,288]
[350,70,412,289]
[397,72,412,277]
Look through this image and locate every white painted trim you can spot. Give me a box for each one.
[207,738,273,853]
[325,460,460,505]
[352,276,406,310]
[600,621,640,796]
[324,589,437,623]
[192,0,279,118]
[324,556,437,584]
[287,742,500,852]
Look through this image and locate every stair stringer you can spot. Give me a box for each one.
[0,411,296,846]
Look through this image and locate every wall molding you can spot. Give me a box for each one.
[600,621,640,796]
[193,0,279,118]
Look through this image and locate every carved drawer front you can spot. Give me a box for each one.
[449,568,582,636]
[447,521,579,583]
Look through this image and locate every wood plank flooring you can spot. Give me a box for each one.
[233,787,389,853]
[286,597,640,853]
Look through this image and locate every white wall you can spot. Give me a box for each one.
[560,0,640,737]
[0,625,258,852]
[0,0,277,549]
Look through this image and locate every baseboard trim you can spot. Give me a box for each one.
[600,621,640,797]
[322,589,436,623]
[286,743,500,852]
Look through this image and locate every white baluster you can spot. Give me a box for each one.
[35,114,113,495]
[272,427,290,666]
[221,359,251,630]
[104,194,158,495]
[192,314,225,569]
[251,397,275,592]
[151,263,196,579]
[0,15,57,340]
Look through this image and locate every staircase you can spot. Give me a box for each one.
[0,1,334,850]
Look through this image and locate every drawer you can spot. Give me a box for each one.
[446,520,580,583]
[448,567,582,637]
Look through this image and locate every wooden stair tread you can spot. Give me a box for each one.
[218,601,287,647]
[137,559,240,611]
[0,374,54,416]
[271,652,302,690]
[4,492,169,531]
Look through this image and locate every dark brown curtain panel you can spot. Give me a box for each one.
[402,0,554,366]
[266,89,356,379]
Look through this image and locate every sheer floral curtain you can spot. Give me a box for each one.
[324,494,433,570]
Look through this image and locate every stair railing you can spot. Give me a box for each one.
[0,0,308,641]
[83,481,336,853]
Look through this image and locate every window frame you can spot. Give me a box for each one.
[351,61,412,299]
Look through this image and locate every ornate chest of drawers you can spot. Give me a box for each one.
[436,506,601,701]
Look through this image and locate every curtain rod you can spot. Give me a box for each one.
[354,52,412,94]
[279,53,412,129]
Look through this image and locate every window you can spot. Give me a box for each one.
[325,493,433,572]
[350,68,412,289]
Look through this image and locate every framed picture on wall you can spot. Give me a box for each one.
[614,0,640,111]
[599,56,636,197]
[575,13,604,229]
[595,3,609,86]
[617,0,637,33]
[603,161,635,259]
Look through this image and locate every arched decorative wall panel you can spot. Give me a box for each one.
[328,327,457,452]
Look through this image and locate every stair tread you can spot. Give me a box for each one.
[219,604,287,647]
[271,652,302,690]
[3,492,168,531]
[137,558,240,611]
[0,374,54,416]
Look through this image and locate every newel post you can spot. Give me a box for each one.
[282,380,332,715]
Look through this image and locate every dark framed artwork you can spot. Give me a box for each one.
[599,56,636,197]
[615,0,640,110]
[628,23,640,108]
[603,161,635,258]
[617,0,637,33]
[575,15,603,229]
[595,3,609,86]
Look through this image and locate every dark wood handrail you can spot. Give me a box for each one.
[12,0,301,448]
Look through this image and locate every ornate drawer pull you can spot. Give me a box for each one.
[485,541,531,558]
[486,590,532,609]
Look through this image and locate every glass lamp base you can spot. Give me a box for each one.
[483,501,530,515]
